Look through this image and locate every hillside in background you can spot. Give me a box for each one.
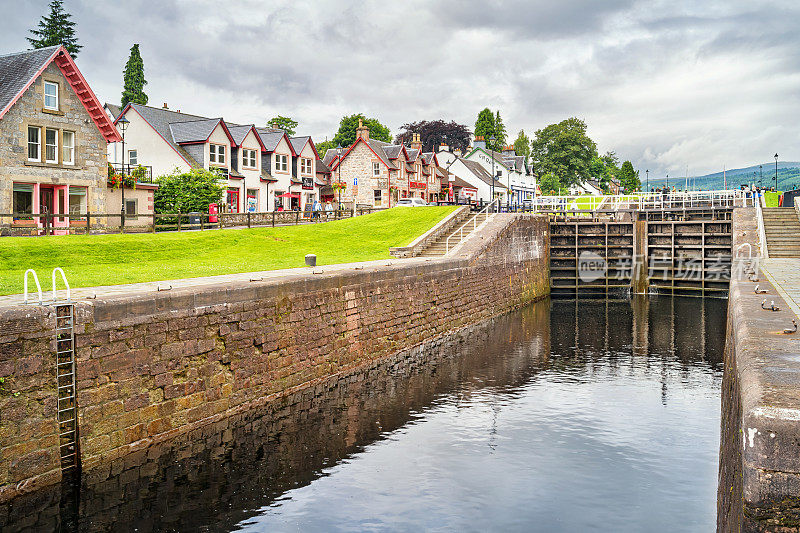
[645,162,800,191]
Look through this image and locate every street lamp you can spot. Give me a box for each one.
[646,169,649,191]
[489,135,496,211]
[774,153,779,191]
[759,165,763,187]
[336,145,342,209]
[117,115,130,229]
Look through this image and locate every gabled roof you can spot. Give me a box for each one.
[1,46,120,142]
[255,128,296,155]
[323,148,340,167]
[421,152,435,164]
[289,135,319,158]
[383,145,404,159]
[406,148,420,162]
[169,118,224,144]
[330,137,397,171]
[461,159,508,189]
[316,159,331,174]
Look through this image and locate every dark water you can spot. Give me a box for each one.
[1,296,726,532]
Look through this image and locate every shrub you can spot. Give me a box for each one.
[153,168,225,214]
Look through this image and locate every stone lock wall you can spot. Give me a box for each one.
[0,214,550,502]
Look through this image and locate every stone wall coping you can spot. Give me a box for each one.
[389,205,470,258]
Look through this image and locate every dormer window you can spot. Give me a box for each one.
[44,81,58,110]
[275,154,288,173]
[210,143,226,165]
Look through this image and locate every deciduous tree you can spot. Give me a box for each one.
[331,114,391,147]
[529,117,598,187]
[28,0,81,57]
[154,168,225,214]
[268,115,298,136]
[539,173,565,195]
[121,44,148,106]
[395,120,471,152]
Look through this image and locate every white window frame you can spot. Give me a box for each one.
[43,81,58,110]
[372,162,381,177]
[68,186,87,216]
[301,157,312,175]
[45,128,58,164]
[128,149,137,166]
[27,126,41,162]
[62,130,75,165]
[275,154,288,173]
[210,143,226,165]
[242,149,257,169]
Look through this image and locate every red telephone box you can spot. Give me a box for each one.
[209,203,218,223]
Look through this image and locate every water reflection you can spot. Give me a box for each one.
[0,296,726,532]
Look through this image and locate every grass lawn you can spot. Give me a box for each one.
[0,206,456,295]
[764,191,783,207]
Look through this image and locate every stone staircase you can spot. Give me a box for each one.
[762,207,800,257]
[418,213,488,257]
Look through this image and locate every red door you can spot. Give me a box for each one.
[227,188,240,213]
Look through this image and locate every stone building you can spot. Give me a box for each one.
[327,121,445,208]
[0,46,120,235]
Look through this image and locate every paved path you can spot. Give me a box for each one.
[0,256,434,308]
[761,258,800,319]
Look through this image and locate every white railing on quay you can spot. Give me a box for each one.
[445,199,498,254]
[530,189,755,213]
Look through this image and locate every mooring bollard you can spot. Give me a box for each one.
[305,254,317,267]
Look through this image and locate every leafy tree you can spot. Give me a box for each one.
[154,168,225,214]
[494,111,507,150]
[618,160,641,192]
[588,151,619,193]
[28,0,81,57]
[513,130,531,157]
[539,173,564,195]
[331,114,391,147]
[529,117,598,188]
[121,44,148,106]
[268,115,298,136]
[395,120,471,152]
[316,139,336,157]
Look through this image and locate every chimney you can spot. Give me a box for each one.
[438,142,449,153]
[356,118,370,142]
[162,103,168,109]
[410,132,422,151]
[270,121,283,131]
[503,145,516,156]
[473,136,486,149]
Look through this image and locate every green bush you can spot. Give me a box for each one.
[154,168,225,214]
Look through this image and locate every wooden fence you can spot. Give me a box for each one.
[0,207,383,237]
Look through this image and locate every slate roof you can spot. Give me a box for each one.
[255,128,286,152]
[366,139,397,169]
[105,102,122,119]
[406,149,419,162]
[383,145,403,159]
[461,159,507,189]
[289,135,310,155]
[169,118,222,143]
[322,148,340,167]
[227,124,254,146]
[0,46,60,116]
[421,153,435,164]
[124,103,213,167]
[316,159,331,174]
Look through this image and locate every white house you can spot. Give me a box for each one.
[106,103,322,213]
[435,146,507,204]
[462,138,537,204]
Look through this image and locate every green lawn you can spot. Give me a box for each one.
[0,206,456,295]
[764,191,783,207]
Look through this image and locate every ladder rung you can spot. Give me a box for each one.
[58,384,74,390]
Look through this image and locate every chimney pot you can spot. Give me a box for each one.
[163,103,168,109]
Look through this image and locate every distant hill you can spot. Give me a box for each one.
[645,162,800,191]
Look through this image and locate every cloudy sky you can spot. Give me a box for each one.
[2,0,798,176]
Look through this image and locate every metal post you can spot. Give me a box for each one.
[120,133,126,230]
[86,209,90,234]
[247,212,251,228]
[775,153,779,191]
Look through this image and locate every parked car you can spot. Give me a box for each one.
[395,198,428,207]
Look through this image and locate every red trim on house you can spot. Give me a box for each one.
[0,46,121,142]
[116,104,194,167]
[213,119,236,146]
[330,137,390,171]
[228,175,245,180]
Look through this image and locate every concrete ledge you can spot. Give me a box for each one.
[389,206,469,258]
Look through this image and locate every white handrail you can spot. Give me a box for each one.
[51,267,71,302]
[445,199,497,254]
[23,269,43,305]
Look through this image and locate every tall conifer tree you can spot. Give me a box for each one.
[28,0,82,57]
[121,44,148,106]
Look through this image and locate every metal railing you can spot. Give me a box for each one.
[530,189,755,213]
[445,199,498,254]
[108,163,154,183]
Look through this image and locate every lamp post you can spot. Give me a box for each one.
[336,145,342,209]
[489,135,496,211]
[774,153,779,191]
[759,165,763,187]
[646,169,649,191]
[117,115,130,229]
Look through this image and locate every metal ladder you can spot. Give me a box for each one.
[55,303,79,472]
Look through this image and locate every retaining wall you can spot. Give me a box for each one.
[0,213,549,502]
[718,208,800,532]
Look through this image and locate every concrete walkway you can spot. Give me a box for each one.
[0,256,436,308]
[761,258,800,319]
